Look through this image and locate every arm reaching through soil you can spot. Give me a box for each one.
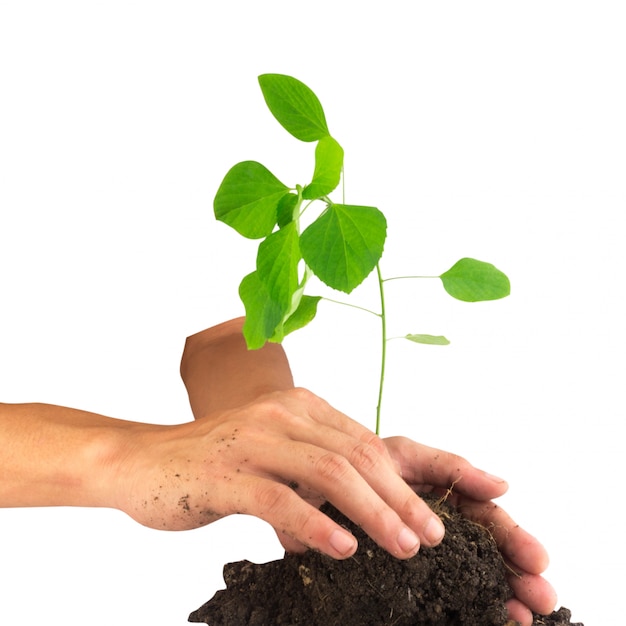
[180,318,557,625]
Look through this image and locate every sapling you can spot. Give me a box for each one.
[214,73,510,434]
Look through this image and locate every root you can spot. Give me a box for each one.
[432,477,462,511]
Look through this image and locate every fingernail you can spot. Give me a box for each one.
[484,471,507,484]
[397,527,420,554]
[424,515,445,546]
[329,529,357,556]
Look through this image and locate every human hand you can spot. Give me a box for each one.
[114,388,447,561]
[383,436,557,626]
[176,319,555,624]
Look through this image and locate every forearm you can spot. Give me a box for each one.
[1,318,294,511]
[0,401,141,509]
[180,317,294,418]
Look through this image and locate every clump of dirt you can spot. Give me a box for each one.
[189,496,582,625]
[531,607,582,626]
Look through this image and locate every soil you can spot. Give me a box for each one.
[189,495,583,626]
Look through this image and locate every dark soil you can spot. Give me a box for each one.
[189,495,582,626]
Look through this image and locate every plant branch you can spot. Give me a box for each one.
[320,297,381,318]
[375,263,387,436]
[383,275,439,282]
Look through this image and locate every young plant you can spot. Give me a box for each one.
[214,74,510,434]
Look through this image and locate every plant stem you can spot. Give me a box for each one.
[375,263,387,435]
[383,275,438,282]
[320,297,380,318]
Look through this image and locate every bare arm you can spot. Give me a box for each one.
[0,401,141,509]
[0,319,289,511]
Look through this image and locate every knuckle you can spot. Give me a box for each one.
[314,452,352,482]
[361,431,387,456]
[290,387,315,401]
[389,435,412,453]
[258,388,320,423]
[349,440,384,474]
[253,482,294,515]
[253,396,294,423]
[291,387,328,412]
[442,448,466,465]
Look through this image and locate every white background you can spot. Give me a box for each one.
[1,2,624,624]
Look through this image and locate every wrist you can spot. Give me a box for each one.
[89,418,161,513]
[45,414,151,511]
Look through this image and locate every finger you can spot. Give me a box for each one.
[457,498,556,615]
[457,499,550,575]
[187,392,428,559]
[505,598,534,626]
[209,392,444,557]
[275,492,328,554]
[383,436,509,501]
[249,435,444,558]
[249,392,446,554]
[506,566,557,617]
[280,389,396,466]
[238,390,398,484]
[277,531,309,554]
[232,474,359,559]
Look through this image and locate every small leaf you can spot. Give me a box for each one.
[276,192,299,228]
[405,334,450,346]
[258,74,330,142]
[238,271,283,349]
[214,161,289,239]
[281,295,321,337]
[300,204,387,293]
[256,222,301,316]
[440,258,511,302]
[302,136,344,200]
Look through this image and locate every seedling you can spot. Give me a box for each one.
[214,74,510,434]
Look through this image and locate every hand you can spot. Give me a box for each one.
[384,436,557,626]
[177,318,556,625]
[114,397,554,626]
[177,319,446,557]
[115,387,447,561]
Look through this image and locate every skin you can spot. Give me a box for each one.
[0,317,556,625]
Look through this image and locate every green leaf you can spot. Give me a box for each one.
[258,74,330,142]
[214,161,289,239]
[404,334,450,346]
[300,204,387,293]
[276,192,299,228]
[256,222,301,316]
[281,295,321,337]
[440,258,511,302]
[302,136,344,200]
[238,271,283,349]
